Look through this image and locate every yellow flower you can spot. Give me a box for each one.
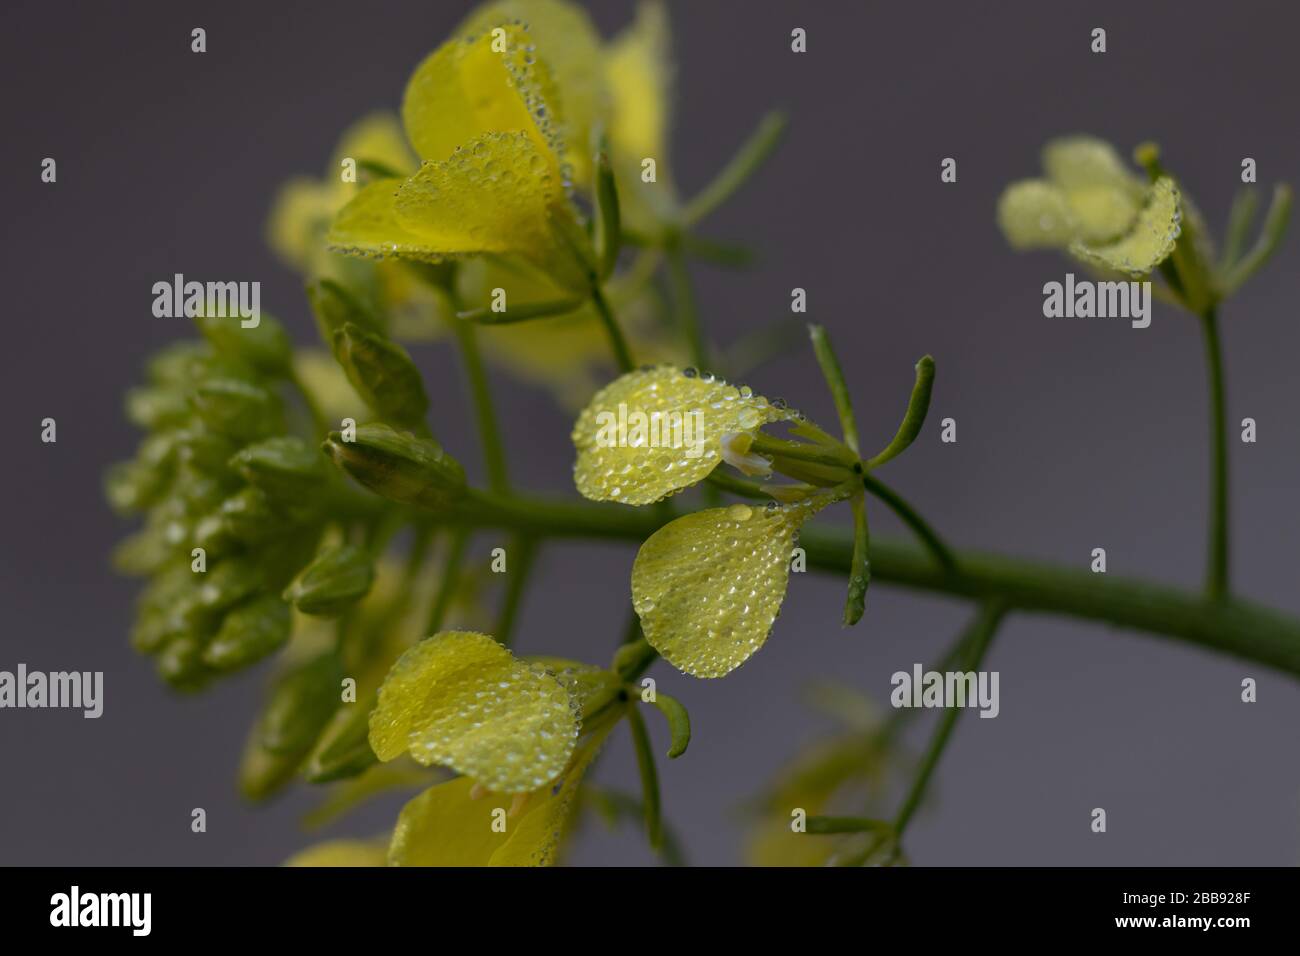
[284,838,389,867]
[572,365,846,677]
[997,135,1182,276]
[571,364,798,506]
[368,638,622,865]
[327,21,593,292]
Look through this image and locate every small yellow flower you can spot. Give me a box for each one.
[369,630,580,793]
[571,364,798,506]
[997,135,1182,276]
[572,365,845,677]
[327,21,592,292]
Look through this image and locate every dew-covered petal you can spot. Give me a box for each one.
[1070,177,1182,277]
[572,365,798,505]
[458,0,605,187]
[330,112,417,185]
[392,131,577,282]
[996,180,1077,250]
[368,631,579,793]
[632,499,827,678]
[326,178,458,262]
[1042,135,1142,194]
[402,21,565,171]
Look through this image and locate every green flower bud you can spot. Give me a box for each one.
[192,513,238,559]
[322,423,465,511]
[304,699,378,783]
[259,654,343,756]
[195,309,293,376]
[130,567,196,653]
[238,730,302,802]
[230,436,327,502]
[306,278,384,343]
[156,634,212,691]
[105,459,169,514]
[217,487,288,544]
[195,560,264,617]
[174,426,241,474]
[190,378,282,442]
[110,524,172,577]
[282,544,374,616]
[125,385,191,430]
[331,322,429,427]
[202,594,291,670]
[147,340,212,386]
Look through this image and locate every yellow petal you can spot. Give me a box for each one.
[266,178,336,271]
[632,499,827,677]
[368,630,578,793]
[1069,176,1182,277]
[284,839,389,867]
[330,112,417,189]
[402,21,565,174]
[996,180,1076,250]
[391,131,583,286]
[1042,135,1141,193]
[572,365,797,505]
[389,723,611,866]
[458,0,606,186]
[605,1,677,223]
[326,177,456,262]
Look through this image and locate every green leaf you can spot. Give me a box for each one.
[649,692,691,758]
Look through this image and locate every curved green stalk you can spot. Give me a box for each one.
[1200,307,1229,600]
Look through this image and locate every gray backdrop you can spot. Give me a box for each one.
[2,0,1298,866]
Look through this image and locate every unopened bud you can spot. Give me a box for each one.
[203,594,291,670]
[332,323,429,427]
[259,654,343,756]
[283,544,374,617]
[230,436,327,502]
[191,378,282,442]
[322,423,465,511]
[195,308,293,376]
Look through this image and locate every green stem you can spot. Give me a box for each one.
[625,698,662,849]
[749,433,858,470]
[493,535,538,648]
[892,601,1006,838]
[860,472,957,572]
[665,238,708,370]
[447,490,1300,678]
[808,324,860,453]
[1200,307,1230,600]
[425,527,470,636]
[288,367,328,438]
[684,111,787,225]
[590,281,635,373]
[448,287,510,493]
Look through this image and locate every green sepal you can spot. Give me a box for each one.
[649,692,691,758]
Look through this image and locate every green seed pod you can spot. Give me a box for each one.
[190,378,282,442]
[258,654,343,756]
[195,309,293,377]
[322,423,465,511]
[331,322,429,427]
[282,544,374,617]
[202,594,292,671]
[306,278,384,344]
[230,436,327,502]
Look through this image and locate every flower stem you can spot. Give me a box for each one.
[684,111,788,226]
[625,698,663,850]
[860,473,957,572]
[665,238,708,370]
[493,535,537,648]
[447,289,510,493]
[425,527,469,636]
[1199,306,1230,600]
[892,600,1006,839]
[450,490,1300,678]
[590,281,635,373]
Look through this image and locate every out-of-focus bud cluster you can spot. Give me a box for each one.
[106,310,374,693]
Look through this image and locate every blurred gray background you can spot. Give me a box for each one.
[2,0,1298,866]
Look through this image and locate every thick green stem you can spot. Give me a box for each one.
[892,601,1006,838]
[590,281,635,373]
[1200,307,1230,600]
[449,490,1300,678]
